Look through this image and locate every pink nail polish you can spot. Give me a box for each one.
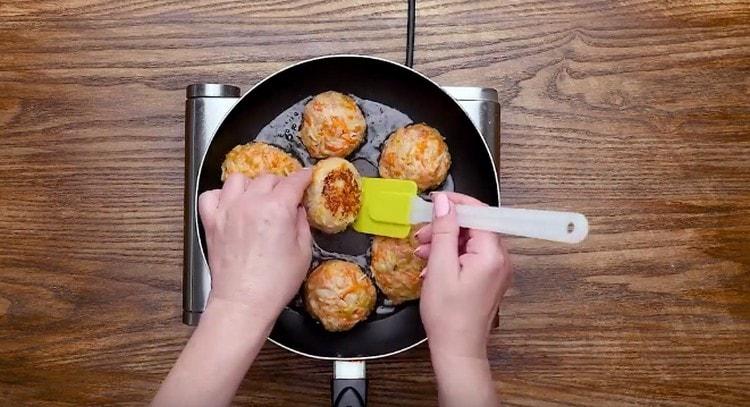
[413,245,428,258]
[415,225,426,239]
[419,267,427,278]
[434,193,450,217]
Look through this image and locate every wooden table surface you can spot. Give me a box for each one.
[2,0,750,405]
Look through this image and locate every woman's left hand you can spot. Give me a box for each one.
[198,169,313,323]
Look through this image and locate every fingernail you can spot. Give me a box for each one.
[413,245,427,258]
[434,193,450,218]
[415,225,426,239]
[419,267,427,278]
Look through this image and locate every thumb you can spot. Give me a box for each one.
[275,168,313,205]
[426,193,460,280]
[296,206,312,249]
[198,189,221,229]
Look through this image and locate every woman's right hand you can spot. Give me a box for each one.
[415,192,511,407]
[416,192,512,358]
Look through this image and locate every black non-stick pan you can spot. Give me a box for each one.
[196,55,499,406]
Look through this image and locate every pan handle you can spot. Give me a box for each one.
[332,361,367,407]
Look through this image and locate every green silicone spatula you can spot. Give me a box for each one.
[352,177,589,244]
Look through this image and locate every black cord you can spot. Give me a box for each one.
[405,0,416,67]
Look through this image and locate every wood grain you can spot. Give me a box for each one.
[1,0,749,405]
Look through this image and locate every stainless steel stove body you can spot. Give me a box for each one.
[183,83,501,325]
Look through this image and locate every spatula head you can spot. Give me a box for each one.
[352,177,418,238]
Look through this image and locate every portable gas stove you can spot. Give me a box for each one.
[182,82,501,325]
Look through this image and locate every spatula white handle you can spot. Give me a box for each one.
[410,198,588,244]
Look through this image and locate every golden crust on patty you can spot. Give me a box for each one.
[378,123,451,191]
[370,225,426,304]
[304,158,362,234]
[304,260,377,332]
[299,91,366,158]
[221,142,301,181]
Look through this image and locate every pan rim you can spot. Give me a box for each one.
[194,54,500,360]
[267,334,427,361]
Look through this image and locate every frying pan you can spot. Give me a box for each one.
[196,55,499,406]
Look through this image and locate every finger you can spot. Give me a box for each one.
[250,174,282,193]
[274,168,313,205]
[495,237,511,274]
[415,223,432,244]
[443,191,498,247]
[416,224,469,250]
[460,236,509,276]
[463,230,499,254]
[295,206,312,248]
[220,173,247,203]
[441,191,489,207]
[198,189,221,227]
[416,192,486,242]
[414,243,430,259]
[425,193,460,280]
